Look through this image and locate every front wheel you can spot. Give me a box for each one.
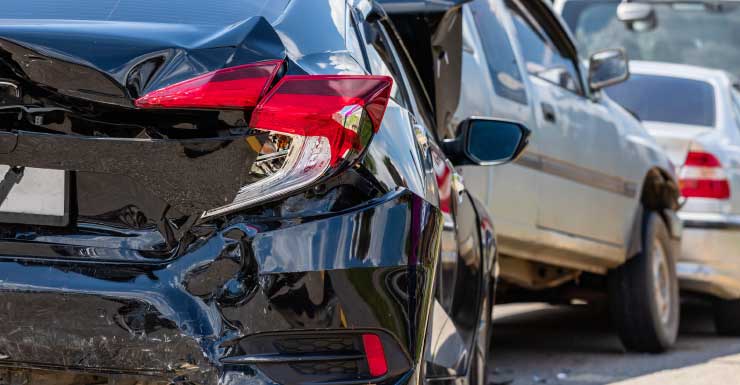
[608,211,680,353]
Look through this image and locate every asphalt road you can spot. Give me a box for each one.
[487,302,740,385]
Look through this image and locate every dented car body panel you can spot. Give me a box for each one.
[0,189,441,384]
[0,1,497,384]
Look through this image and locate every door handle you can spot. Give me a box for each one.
[541,102,557,123]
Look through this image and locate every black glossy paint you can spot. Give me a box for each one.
[0,188,441,385]
[0,1,497,384]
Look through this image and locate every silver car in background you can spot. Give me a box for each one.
[605,61,740,335]
[454,0,681,352]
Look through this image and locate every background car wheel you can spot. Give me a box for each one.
[713,299,740,336]
[608,211,680,353]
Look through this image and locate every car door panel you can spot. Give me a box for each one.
[505,0,632,250]
[530,76,632,246]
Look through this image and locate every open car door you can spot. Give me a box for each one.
[375,0,482,379]
[376,0,469,139]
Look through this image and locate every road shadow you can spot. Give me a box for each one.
[487,301,740,385]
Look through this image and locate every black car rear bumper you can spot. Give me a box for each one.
[0,189,442,385]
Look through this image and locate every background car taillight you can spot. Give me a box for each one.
[135,61,392,216]
[679,145,730,200]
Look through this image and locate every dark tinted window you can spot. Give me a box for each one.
[506,0,582,94]
[606,75,716,127]
[469,0,528,105]
[2,0,288,25]
[382,24,436,130]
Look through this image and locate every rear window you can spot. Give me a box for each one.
[606,74,716,127]
[1,0,288,25]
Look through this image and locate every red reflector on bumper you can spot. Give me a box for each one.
[362,333,388,377]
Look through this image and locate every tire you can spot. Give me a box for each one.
[608,211,680,353]
[714,299,740,336]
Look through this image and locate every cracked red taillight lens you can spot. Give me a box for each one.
[135,60,283,109]
[136,61,392,216]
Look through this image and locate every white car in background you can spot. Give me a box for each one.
[605,61,740,335]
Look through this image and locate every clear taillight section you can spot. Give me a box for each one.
[679,146,730,200]
[248,133,294,180]
[250,75,392,165]
[136,61,392,216]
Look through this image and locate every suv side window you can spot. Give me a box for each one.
[505,0,583,95]
[469,0,528,105]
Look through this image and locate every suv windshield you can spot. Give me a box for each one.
[561,1,740,76]
[606,74,716,127]
[1,0,288,25]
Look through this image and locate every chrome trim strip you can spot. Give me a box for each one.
[679,212,740,230]
[537,224,625,249]
[221,352,364,364]
[517,151,638,198]
[0,81,20,98]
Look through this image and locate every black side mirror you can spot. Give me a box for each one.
[443,118,530,166]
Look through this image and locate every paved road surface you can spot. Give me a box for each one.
[488,302,740,385]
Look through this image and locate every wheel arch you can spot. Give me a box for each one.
[466,191,497,279]
[626,167,682,259]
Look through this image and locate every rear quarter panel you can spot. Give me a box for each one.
[601,93,678,226]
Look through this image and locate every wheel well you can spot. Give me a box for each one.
[626,168,681,259]
[640,168,680,212]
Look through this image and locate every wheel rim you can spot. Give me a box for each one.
[652,239,671,325]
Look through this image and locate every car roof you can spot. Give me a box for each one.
[557,0,736,3]
[554,0,739,10]
[629,61,734,86]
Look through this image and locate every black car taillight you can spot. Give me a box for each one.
[135,61,393,216]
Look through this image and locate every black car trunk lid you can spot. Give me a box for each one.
[0,17,287,261]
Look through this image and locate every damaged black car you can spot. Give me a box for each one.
[0,1,529,384]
